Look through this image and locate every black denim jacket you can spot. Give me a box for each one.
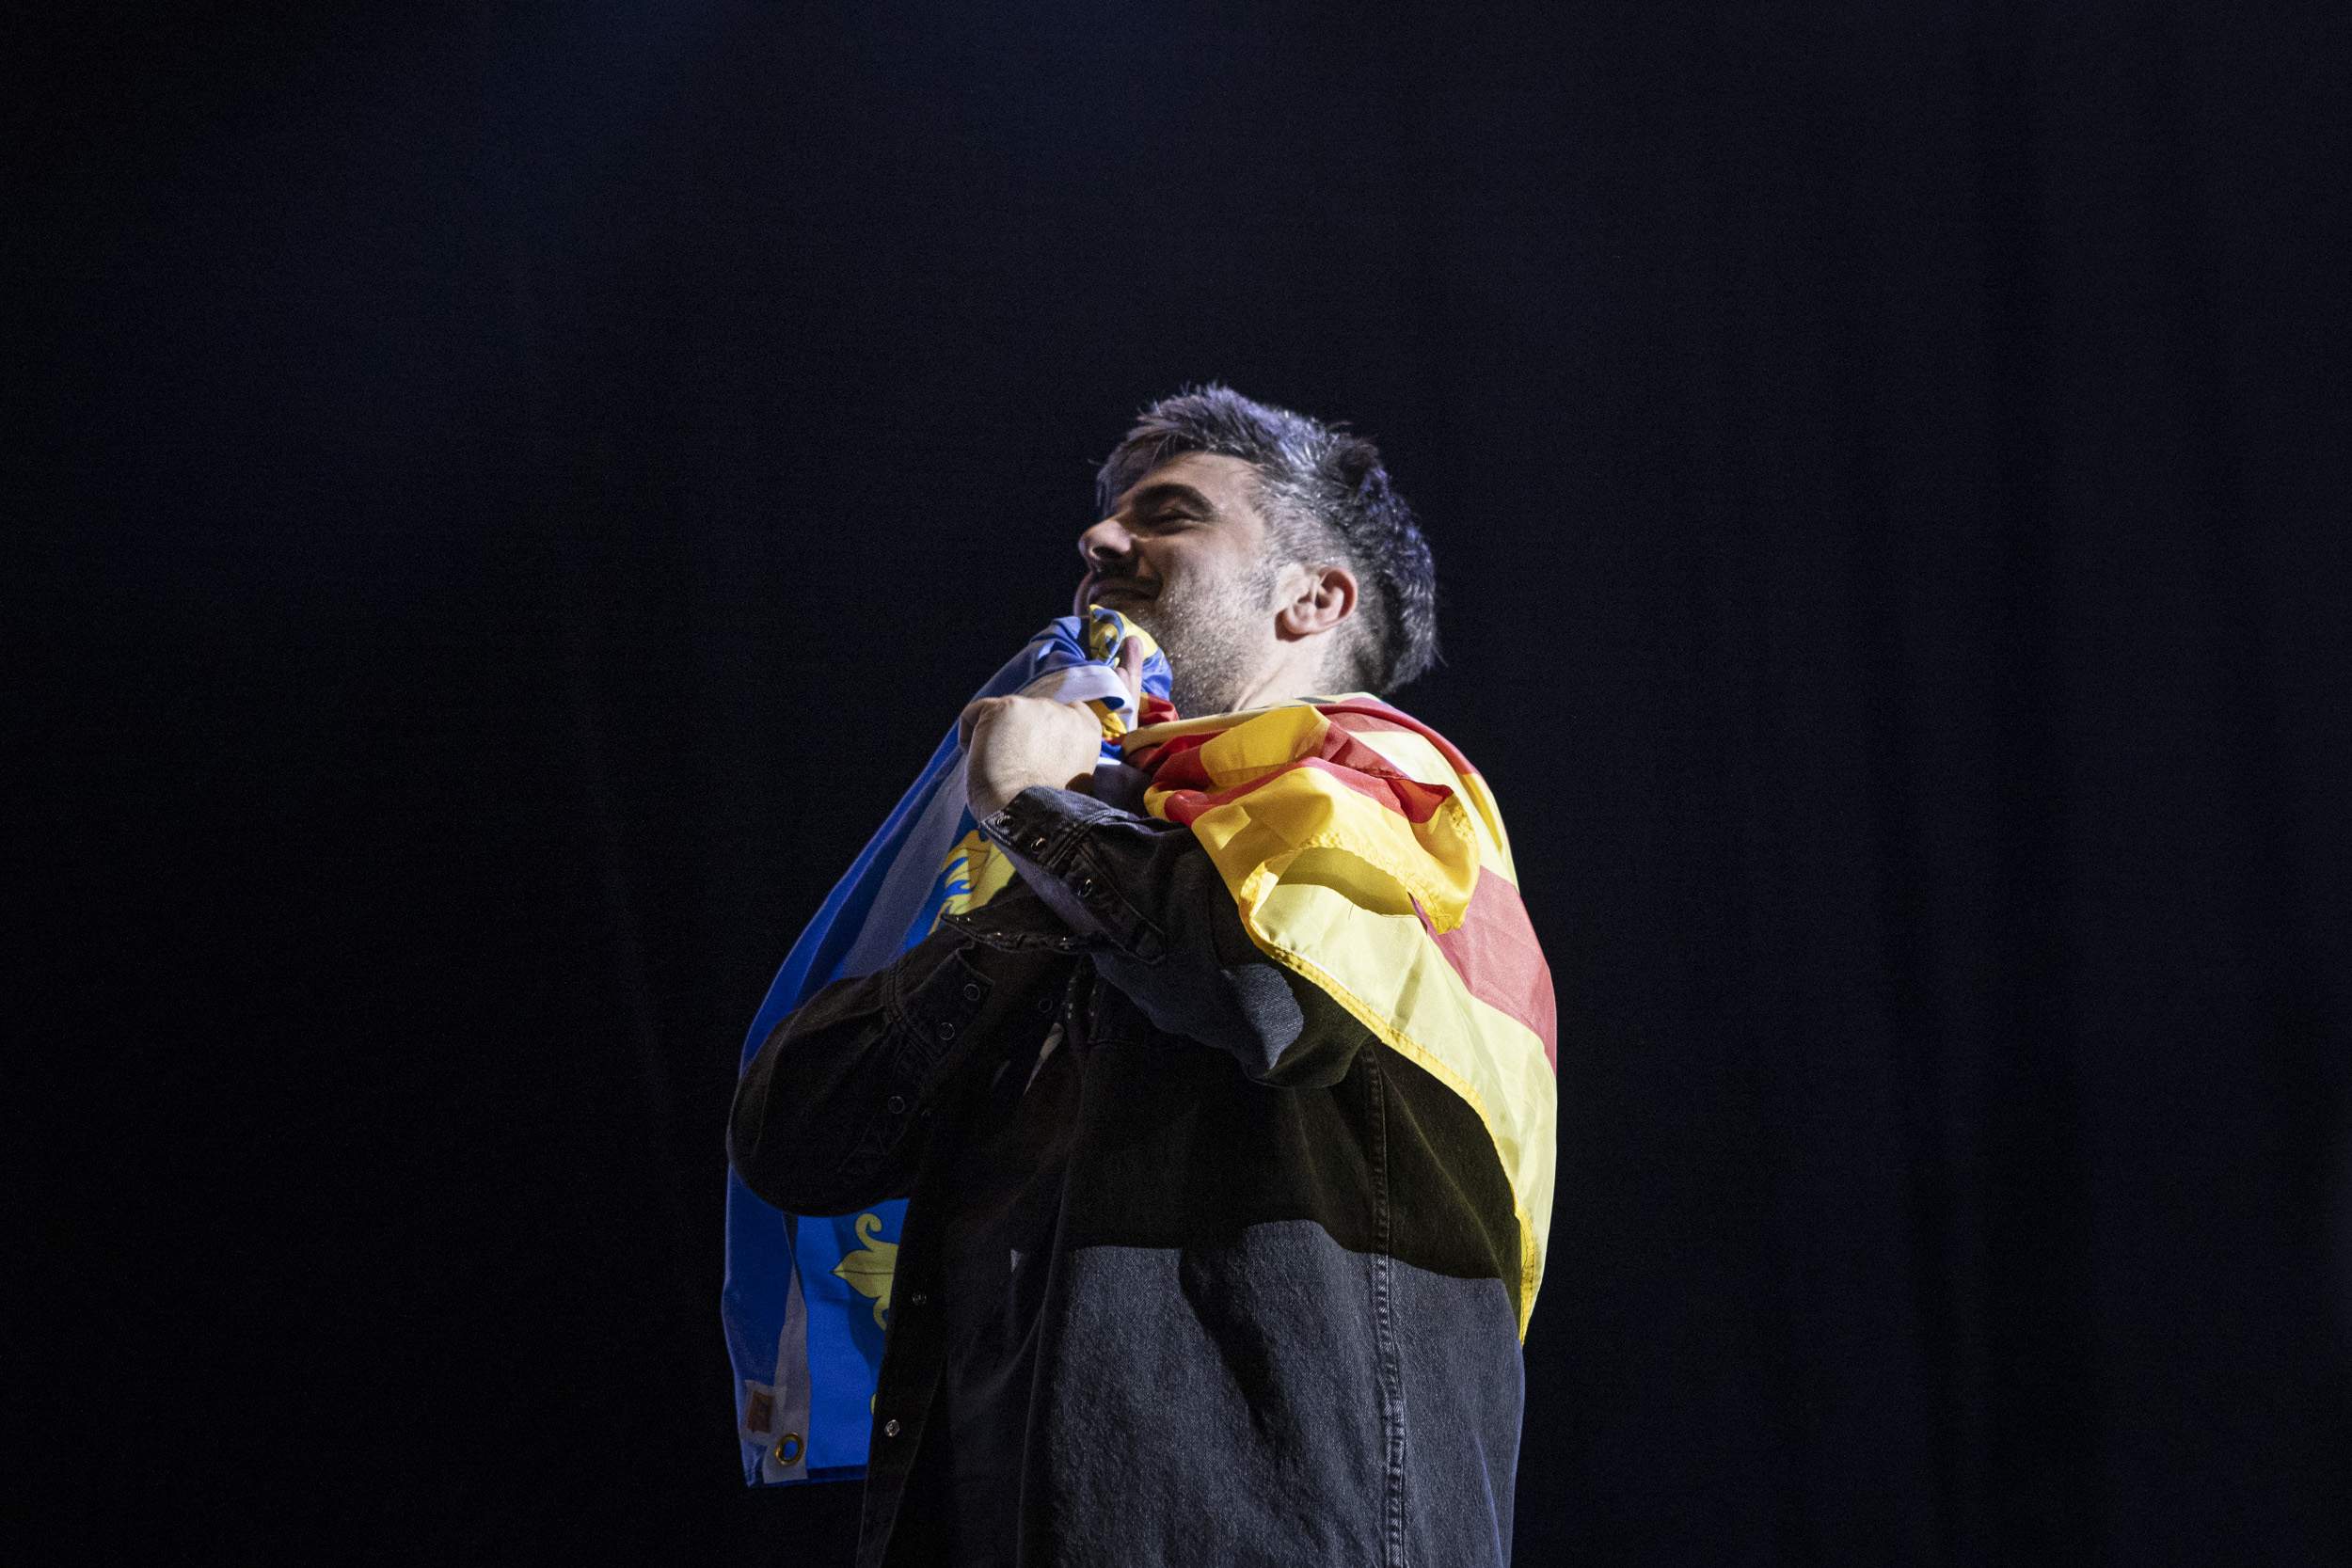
[730,785,1529,1567]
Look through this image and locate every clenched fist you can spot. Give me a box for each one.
[960,635,1146,819]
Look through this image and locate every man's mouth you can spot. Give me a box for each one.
[1076,575,1154,614]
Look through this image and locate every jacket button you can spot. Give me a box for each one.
[885,1094,907,1115]
[961,981,981,1002]
[1028,834,1051,854]
[937,1021,956,1040]
[1075,875,1097,898]
[883,1418,901,1438]
[909,1291,928,1307]
[1034,995,1055,1014]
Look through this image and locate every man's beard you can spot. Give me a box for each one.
[1120,558,1278,719]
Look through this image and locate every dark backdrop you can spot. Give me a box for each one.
[20,2,2348,1563]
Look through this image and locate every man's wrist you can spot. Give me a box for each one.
[970,769,1079,823]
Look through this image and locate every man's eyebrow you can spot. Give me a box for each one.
[1117,481,1222,521]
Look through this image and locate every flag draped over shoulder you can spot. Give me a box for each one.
[1120,697,1559,1337]
[723,608,1171,1488]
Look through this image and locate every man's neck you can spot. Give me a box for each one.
[1229,644,1329,713]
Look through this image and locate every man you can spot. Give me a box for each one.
[730,386,1556,1567]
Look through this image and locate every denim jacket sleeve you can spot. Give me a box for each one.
[726,910,1068,1215]
[943,784,1371,1089]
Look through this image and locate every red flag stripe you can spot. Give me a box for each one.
[1424,872,1559,1069]
[1152,752,1454,829]
[1317,702,1481,781]
[1145,723,1458,827]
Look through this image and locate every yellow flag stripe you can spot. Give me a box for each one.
[1154,736,1483,933]
[1340,726,1520,886]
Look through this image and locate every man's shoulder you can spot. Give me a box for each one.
[1308,695,1485,784]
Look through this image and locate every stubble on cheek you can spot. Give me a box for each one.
[1138,563,1277,719]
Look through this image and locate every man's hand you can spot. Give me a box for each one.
[961,636,1146,820]
[960,695,1102,819]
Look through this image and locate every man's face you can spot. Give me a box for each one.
[1075,452,1283,718]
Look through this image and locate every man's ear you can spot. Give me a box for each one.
[1274,562,1358,641]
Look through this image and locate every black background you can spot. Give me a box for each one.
[19,2,2349,1562]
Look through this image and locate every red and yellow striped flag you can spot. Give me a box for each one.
[1120,697,1559,1338]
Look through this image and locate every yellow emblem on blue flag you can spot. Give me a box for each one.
[931,828,1015,930]
[830,1212,898,1331]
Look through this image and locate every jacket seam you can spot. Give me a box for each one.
[1370,1045,1408,1567]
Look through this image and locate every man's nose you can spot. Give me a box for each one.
[1076,517,1136,571]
